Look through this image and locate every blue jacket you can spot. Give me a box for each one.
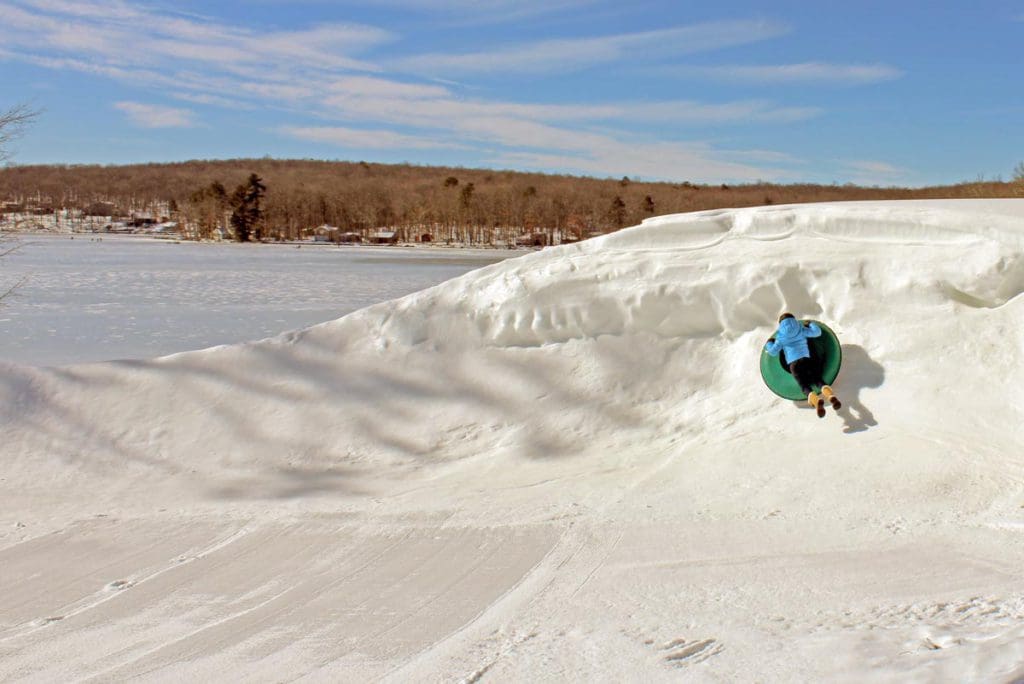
[765,318,821,363]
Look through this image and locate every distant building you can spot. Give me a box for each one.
[313,223,338,239]
[153,222,180,235]
[103,222,133,233]
[368,230,398,245]
[313,225,362,243]
[516,232,549,247]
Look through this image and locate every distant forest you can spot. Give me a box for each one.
[1,159,1022,245]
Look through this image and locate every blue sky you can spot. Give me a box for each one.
[1,0,1022,185]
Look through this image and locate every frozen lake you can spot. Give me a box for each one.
[0,235,518,366]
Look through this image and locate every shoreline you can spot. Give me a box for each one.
[1,229,545,254]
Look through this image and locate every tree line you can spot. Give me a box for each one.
[2,158,1023,244]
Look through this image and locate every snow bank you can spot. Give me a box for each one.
[2,199,1024,682]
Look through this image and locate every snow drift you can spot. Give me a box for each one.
[2,199,1024,682]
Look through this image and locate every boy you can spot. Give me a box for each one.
[765,313,841,418]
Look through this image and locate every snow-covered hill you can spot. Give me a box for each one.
[2,200,1023,682]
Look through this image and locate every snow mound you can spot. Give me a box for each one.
[3,199,1024,682]
[3,199,1023,494]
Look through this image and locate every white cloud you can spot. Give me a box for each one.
[114,102,197,128]
[0,1,391,74]
[395,19,789,75]
[492,141,782,183]
[280,125,456,149]
[277,0,599,24]
[286,98,798,181]
[328,76,451,100]
[18,0,143,21]
[846,160,904,174]
[0,1,814,181]
[843,159,910,185]
[674,62,903,85]
[317,78,820,127]
[171,92,256,110]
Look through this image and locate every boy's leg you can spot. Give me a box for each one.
[821,385,842,410]
[790,359,826,417]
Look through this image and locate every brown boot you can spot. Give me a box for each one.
[821,385,841,411]
[808,391,825,418]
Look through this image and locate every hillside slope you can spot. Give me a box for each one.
[2,199,1023,682]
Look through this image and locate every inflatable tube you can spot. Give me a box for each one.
[760,320,842,401]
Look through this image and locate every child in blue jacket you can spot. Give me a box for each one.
[765,313,841,417]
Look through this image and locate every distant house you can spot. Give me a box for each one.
[368,230,398,245]
[153,221,179,234]
[312,224,362,244]
[103,222,133,233]
[515,232,549,247]
[313,224,338,240]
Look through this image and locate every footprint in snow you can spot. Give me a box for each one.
[662,637,723,665]
[34,616,65,626]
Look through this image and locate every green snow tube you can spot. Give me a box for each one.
[760,320,842,400]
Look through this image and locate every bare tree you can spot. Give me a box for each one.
[0,235,28,304]
[1,104,40,304]
[0,104,41,163]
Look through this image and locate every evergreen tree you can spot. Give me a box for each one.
[230,185,250,242]
[229,173,266,242]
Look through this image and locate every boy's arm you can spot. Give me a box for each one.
[804,321,822,338]
[765,337,782,356]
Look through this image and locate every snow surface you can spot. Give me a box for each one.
[2,199,1024,682]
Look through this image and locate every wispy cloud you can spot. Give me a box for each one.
[674,62,903,85]
[492,143,781,183]
[114,102,197,128]
[269,69,806,180]
[271,0,600,24]
[0,0,392,75]
[395,19,789,75]
[281,125,457,149]
[289,96,800,181]
[171,92,256,111]
[843,159,910,185]
[0,1,816,180]
[317,78,820,126]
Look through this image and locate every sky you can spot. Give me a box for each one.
[0,0,1022,186]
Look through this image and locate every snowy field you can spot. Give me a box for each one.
[0,236,514,366]
[2,200,1024,682]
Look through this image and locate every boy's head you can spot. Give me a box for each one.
[778,312,795,323]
